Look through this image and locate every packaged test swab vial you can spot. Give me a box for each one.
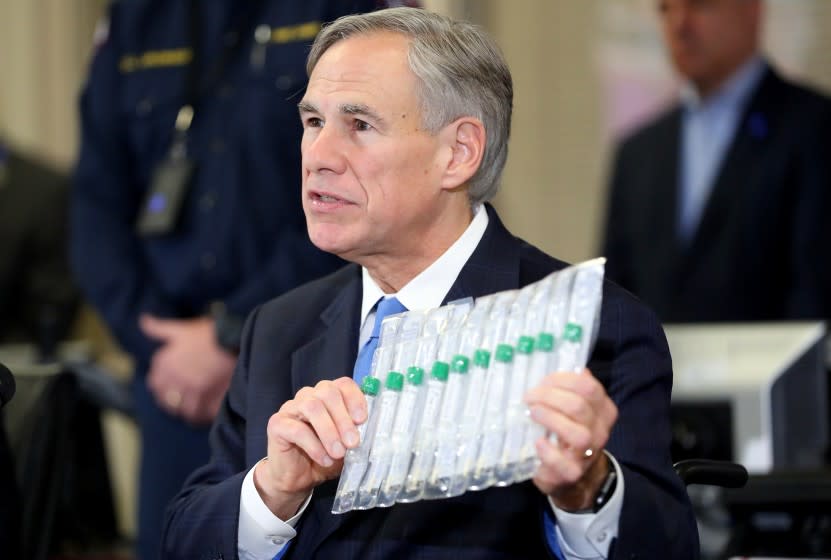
[332,375,382,514]
[355,371,404,510]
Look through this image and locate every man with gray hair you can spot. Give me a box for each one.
[163,7,697,559]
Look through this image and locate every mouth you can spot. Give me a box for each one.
[307,189,354,210]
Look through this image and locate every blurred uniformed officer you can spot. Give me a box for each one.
[71,2,387,557]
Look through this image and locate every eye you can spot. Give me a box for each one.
[304,116,323,128]
[353,119,373,132]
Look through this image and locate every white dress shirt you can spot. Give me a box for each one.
[678,55,766,244]
[238,204,623,559]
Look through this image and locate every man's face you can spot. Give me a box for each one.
[299,32,453,266]
[657,0,761,96]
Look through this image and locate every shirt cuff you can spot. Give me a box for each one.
[547,452,625,559]
[238,458,313,560]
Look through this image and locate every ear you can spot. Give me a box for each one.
[438,117,486,192]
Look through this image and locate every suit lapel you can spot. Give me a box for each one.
[686,67,779,266]
[445,204,522,302]
[290,267,362,394]
[652,111,685,280]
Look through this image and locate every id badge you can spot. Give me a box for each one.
[136,156,195,236]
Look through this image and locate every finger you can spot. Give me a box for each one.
[140,314,175,340]
[310,379,362,449]
[184,391,224,426]
[270,415,335,468]
[534,437,584,487]
[601,396,619,425]
[333,377,369,425]
[525,386,594,425]
[536,369,602,397]
[178,394,207,425]
[146,349,175,393]
[529,405,594,453]
[291,385,351,460]
[146,367,161,393]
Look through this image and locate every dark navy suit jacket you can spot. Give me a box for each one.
[163,206,698,559]
[603,65,831,322]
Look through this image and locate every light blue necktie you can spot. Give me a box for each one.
[353,297,407,384]
[273,298,407,560]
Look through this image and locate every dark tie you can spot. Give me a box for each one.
[353,297,407,384]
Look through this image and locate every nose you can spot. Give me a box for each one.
[302,123,347,176]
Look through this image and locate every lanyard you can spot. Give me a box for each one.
[171,0,267,155]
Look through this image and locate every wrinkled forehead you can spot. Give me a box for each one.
[304,32,421,111]
[311,30,413,80]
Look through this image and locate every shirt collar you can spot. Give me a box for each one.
[681,55,767,112]
[360,203,489,325]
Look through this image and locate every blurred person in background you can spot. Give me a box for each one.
[70,2,391,557]
[602,0,831,323]
[0,138,79,357]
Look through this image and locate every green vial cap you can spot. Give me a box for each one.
[451,354,470,374]
[360,376,381,397]
[385,371,404,391]
[495,343,514,363]
[474,349,491,368]
[536,332,555,352]
[517,336,535,354]
[407,366,425,386]
[430,361,449,381]
[563,323,583,343]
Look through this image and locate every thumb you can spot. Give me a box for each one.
[140,314,175,340]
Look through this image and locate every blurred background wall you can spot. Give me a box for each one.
[1,0,830,541]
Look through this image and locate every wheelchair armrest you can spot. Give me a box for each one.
[674,459,748,488]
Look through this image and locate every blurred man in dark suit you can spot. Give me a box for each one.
[602,0,831,322]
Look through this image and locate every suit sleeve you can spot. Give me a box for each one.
[70,5,177,363]
[591,287,699,558]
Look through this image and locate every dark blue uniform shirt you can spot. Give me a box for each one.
[72,0,380,367]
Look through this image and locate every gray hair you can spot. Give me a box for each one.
[307,7,513,206]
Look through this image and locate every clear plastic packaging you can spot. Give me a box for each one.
[423,353,470,499]
[465,290,516,491]
[332,259,606,513]
[332,375,382,513]
[494,283,539,485]
[555,258,606,373]
[446,294,495,498]
[378,306,453,506]
[517,268,577,475]
[406,303,470,501]
[355,370,405,510]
